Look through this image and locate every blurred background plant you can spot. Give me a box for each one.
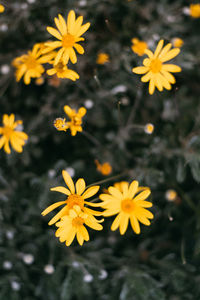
[1,0,200,299]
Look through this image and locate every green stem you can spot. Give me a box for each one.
[86,170,128,188]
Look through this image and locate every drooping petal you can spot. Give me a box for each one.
[76,230,84,245]
[41,201,66,216]
[149,77,155,95]
[0,136,6,149]
[82,186,100,199]
[111,213,121,231]
[75,178,86,195]
[50,186,71,195]
[130,215,140,234]
[79,225,89,241]
[65,227,76,246]
[69,48,77,64]
[4,141,11,154]
[119,214,129,235]
[62,170,75,194]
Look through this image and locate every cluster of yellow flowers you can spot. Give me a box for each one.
[42,170,153,246]
[12,10,90,84]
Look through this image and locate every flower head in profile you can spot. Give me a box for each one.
[100,181,153,235]
[12,43,55,84]
[0,114,28,154]
[55,205,103,246]
[96,53,110,65]
[47,61,79,80]
[132,39,182,94]
[43,10,90,65]
[42,170,102,226]
[64,105,86,136]
[190,4,200,18]
[95,160,112,176]
[131,38,148,56]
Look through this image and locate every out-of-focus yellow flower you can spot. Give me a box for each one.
[132,39,182,94]
[13,43,55,84]
[42,170,102,226]
[64,105,86,136]
[48,74,61,87]
[35,77,45,85]
[190,4,200,18]
[144,123,154,134]
[95,160,112,176]
[100,180,153,235]
[131,38,148,56]
[53,118,68,131]
[0,114,28,154]
[0,4,5,13]
[43,10,90,65]
[47,61,79,80]
[172,38,184,48]
[96,53,110,64]
[165,189,177,202]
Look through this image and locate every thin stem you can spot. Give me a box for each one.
[81,130,101,147]
[86,170,128,188]
[126,84,142,127]
[181,237,186,265]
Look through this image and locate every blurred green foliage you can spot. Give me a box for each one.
[1,0,200,299]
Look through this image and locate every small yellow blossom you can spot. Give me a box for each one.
[64,105,86,136]
[0,4,4,13]
[0,114,28,154]
[41,170,102,226]
[165,189,177,202]
[47,61,79,80]
[95,160,112,176]
[53,118,68,131]
[35,77,45,85]
[144,123,154,134]
[100,181,153,235]
[172,38,184,48]
[132,39,182,94]
[13,43,55,84]
[55,205,103,246]
[96,53,110,65]
[43,10,90,65]
[190,4,200,18]
[131,38,148,56]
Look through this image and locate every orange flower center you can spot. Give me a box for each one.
[25,55,38,69]
[72,216,84,227]
[55,62,65,72]
[71,115,82,126]
[2,126,13,138]
[62,34,75,48]
[150,58,162,73]
[121,199,135,213]
[67,194,84,209]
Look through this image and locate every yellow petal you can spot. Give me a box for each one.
[75,22,90,37]
[75,178,86,195]
[47,27,62,40]
[127,180,139,199]
[130,215,140,234]
[64,105,73,117]
[65,227,76,246]
[154,40,164,58]
[15,131,28,140]
[160,48,180,62]
[136,214,151,226]
[111,213,121,231]
[144,49,154,58]
[2,114,9,126]
[50,186,71,195]
[67,10,76,34]
[4,141,11,154]
[141,71,152,83]
[161,70,176,84]
[132,66,148,74]
[136,200,153,208]
[41,201,66,216]
[72,16,83,35]
[85,218,103,230]
[135,207,154,219]
[58,14,67,35]
[134,189,151,202]
[54,48,65,65]
[162,64,181,72]
[48,206,68,225]
[47,68,56,76]
[62,170,75,194]
[0,136,6,149]
[82,186,100,199]
[108,186,123,200]
[77,231,84,245]
[10,136,23,152]
[74,43,84,54]
[158,43,172,59]
[149,77,155,95]
[119,214,129,235]
[79,226,89,241]
[69,48,77,64]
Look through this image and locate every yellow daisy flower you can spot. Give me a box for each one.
[96,53,110,65]
[41,170,102,226]
[0,114,28,154]
[172,38,184,48]
[132,39,182,95]
[47,61,79,80]
[13,43,55,84]
[95,160,112,176]
[99,181,153,235]
[190,4,200,18]
[55,205,103,246]
[64,105,86,136]
[0,4,5,13]
[131,38,148,56]
[43,10,90,65]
